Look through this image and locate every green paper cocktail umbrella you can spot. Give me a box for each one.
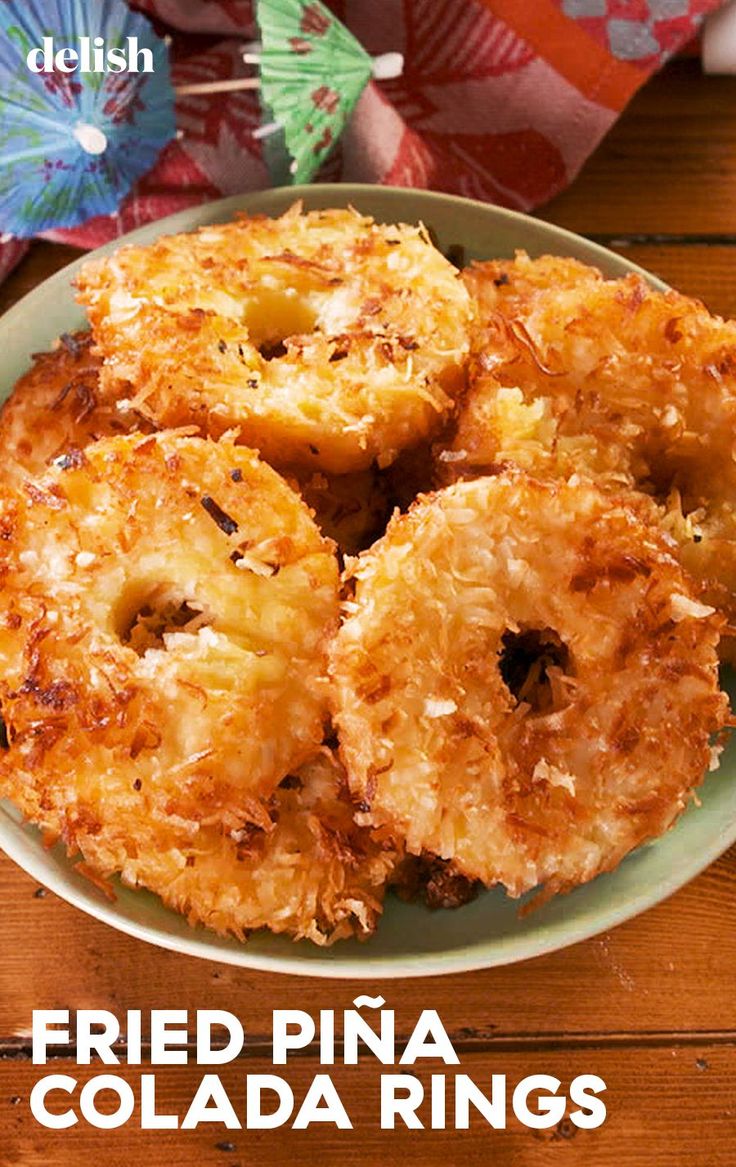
[254,0,403,183]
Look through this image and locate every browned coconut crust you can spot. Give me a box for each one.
[76,204,471,474]
[138,748,398,945]
[0,332,152,481]
[447,252,736,659]
[463,251,602,322]
[330,472,728,898]
[8,743,396,945]
[0,335,389,556]
[0,432,340,843]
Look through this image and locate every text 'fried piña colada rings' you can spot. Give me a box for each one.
[0,431,339,843]
[331,472,728,898]
[0,331,151,483]
[452,252,736,657]
[77,205,471,474]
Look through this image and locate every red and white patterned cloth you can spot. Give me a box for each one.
[1,0,726,282]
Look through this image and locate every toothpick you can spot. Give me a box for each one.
[175,78,260,97]
[251,120,281,140]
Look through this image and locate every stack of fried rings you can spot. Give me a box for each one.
[0,208,731,946]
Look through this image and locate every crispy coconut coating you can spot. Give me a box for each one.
[437,374,633,487]
[0,335,387,557]
[464,252,602,322]
[0,432,339,839]
[132,748,397,945]
[76,204,471,474]
[0,332,150,483]
[450,252,736,655]
[331,472,728,897]
[9,740,395,944]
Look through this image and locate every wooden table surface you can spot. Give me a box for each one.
[2,57,736,1167]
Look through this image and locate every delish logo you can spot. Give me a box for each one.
[26,36,154,75]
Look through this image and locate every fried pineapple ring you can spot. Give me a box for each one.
[464,251,602,322]
[0,331,149,483]
[0,432,339,841]
[77,205,471,474]
[331,472,727,897]
[1,334,385,555]
[21,745,395,945]
[452,253,736,651]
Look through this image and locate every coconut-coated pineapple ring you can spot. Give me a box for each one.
[331,472,727,898]
[454,253,736,662]
[0,431,340,841]
[0,331,136,484]
[71,748,399,947]
[76,205,472,474]
[0,333,389,557]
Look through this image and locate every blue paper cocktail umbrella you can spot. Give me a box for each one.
[0,0,176,238]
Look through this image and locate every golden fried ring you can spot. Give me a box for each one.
[0,432,339,838]
[0,332,151,483]
[451,253,736,657]
[0,336,387,556]
[24,747,396,946]
[77,205,471,474]
[331,472,727,897]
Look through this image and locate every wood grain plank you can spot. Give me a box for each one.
[542,60,736,236]
[1,846,735,1041]
[1,1046,734,1166]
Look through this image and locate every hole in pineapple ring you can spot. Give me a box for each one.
[115,584,213,656]
[240,288,319,360]
[498,626,574,715]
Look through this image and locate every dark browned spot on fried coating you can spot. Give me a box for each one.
[200,495,239,536]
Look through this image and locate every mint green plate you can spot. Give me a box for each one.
[1,185,734,978]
